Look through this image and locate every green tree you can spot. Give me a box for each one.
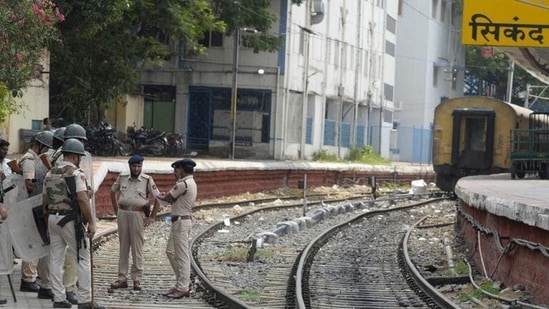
[50,0,225,123]
[0,0,64,122]
[465,46,547,107]
[50,0,305,124]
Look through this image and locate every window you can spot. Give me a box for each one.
[433,66,439,87]
[299,28,305,55]
[385,41,395,57]
[431,0,438,19]
[342,43,347,68]
[386,15,396,34]
[441,1,447,23]
[32,120,41,130]
[198,31,223,47]
[334,40,340,66]
[384,83,394,102]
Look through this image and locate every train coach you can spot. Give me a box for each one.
[432,96,533,192]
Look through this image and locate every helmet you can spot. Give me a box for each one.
[34,131,54,148]
[128,155,144,165]
[53,127,66,144]
[64,123,87,140]
[61,138,86,156]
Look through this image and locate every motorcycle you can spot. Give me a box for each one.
[166,133,185,157]
[126,126,168,156]
[85,122,126,156]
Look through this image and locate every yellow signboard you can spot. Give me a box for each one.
[462,0,549,47]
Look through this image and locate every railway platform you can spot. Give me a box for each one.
[455,174,549,306]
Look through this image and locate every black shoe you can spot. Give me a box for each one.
[37,288,53,300]
[78,302,105,309]
[0,298,6,305]
[66,291,78,304]
[53,300,72,308]
[20,280,40,292]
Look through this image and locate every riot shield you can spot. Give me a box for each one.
[3,174,29,204]
[0,220,14,275]
[80,151,95,221]
[7,194,50,260]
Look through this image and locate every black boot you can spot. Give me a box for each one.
[20,280,40,292]
[37,288,53,300]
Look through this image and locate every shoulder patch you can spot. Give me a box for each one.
[173,185,178,191]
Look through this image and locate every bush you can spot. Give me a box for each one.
[345,146,391,165]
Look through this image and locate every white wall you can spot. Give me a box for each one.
[394,0,465,162]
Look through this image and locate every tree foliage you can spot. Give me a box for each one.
[0,0,64,122]
[465,46,547,108]
[49,0,225,123]
[50,0,306,124]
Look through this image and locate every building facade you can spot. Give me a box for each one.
[394,0,465,163]
[132,0,398,160]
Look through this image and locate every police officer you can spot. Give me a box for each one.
[159,158,197,298]
[42,139,104,309]
[19,131,54,298]
[110,155,161,291]
[49,124,88,304]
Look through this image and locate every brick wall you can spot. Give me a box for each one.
[95,168,434,217]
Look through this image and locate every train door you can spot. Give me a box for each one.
[451,109,495,173]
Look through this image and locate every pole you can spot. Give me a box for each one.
[524,83,530,108]
[299,0,311,160]
[506,60,514,103]
[302,173,307,216]
[90,235,95,306]
[230,29,240,160]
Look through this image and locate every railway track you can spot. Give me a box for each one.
[92,192,372,308]
[292,198,459,309]
[91,191,461,308]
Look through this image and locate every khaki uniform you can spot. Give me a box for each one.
[44,162,93,303]
[166,175,197,292]
[19,149,50,289]
[111,173,160,283]
[47,148,78,293]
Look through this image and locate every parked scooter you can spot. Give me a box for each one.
[127,125,168,156]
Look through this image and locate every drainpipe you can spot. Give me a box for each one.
[274,65,281,159]
[367,0,375,146]
[378,3,387,155]
[352,0,363,148]
[336,1,346,159]
[300,0,312,160]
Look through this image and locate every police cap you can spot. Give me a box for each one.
[128,155,144,165]
[171,158,196,169]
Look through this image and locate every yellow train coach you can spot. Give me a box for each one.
[432,96,532,192]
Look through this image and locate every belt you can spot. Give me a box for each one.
[119,205,145,212]
[48,209,72,215]
[171,215,192,223]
